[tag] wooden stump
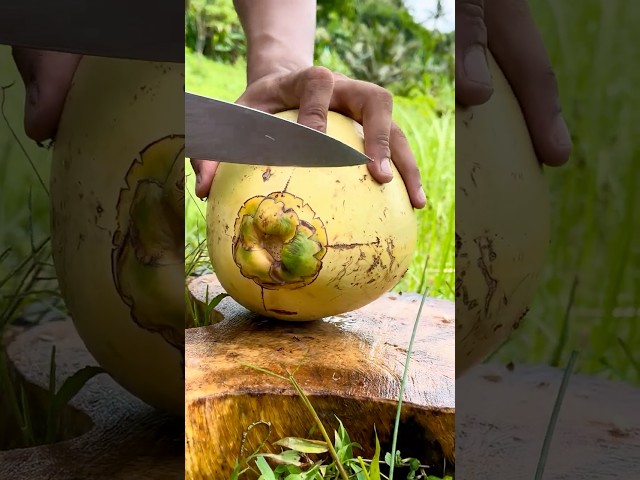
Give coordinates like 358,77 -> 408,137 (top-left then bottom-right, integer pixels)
0,319 -> 184,480
185,274 -> 456,480
457,362 -> 640,479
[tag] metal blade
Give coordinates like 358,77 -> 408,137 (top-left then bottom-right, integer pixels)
185,93 -> 371,168
0,1 -> 183,63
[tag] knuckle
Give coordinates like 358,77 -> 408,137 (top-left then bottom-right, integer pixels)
301,104 -> 329,127
515,62 -> 561,112
376,88 -> 394,107
374,132 -> 391,149
303,104 -> 329,119
457,1 -> 487,41
302,65 -> 335,85
457,0 -> 485,20
364,85 -> 393,112
392,123 -> 408,142
539,65 -> 560,91
537,66 -> 562,114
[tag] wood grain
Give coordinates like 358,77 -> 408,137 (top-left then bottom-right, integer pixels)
185,274 -> 456,479
457,362 -> 640,479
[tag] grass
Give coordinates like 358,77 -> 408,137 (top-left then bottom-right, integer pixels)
184,49 -> 455,300
492,0 -> 640,386
227,376 -> 450,480
0,49 -> 51,274
0,46 -> 104,450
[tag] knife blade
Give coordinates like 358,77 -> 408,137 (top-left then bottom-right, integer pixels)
185,93 -> 371,168
0,1 -> 183,63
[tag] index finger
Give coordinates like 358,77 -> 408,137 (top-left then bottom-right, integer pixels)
272,66 -> 335,132
331,79 -> 394,182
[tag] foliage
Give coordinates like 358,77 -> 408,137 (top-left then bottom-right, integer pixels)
183,0 -> 453,97
226,357 -> 451,479
185,0 -> 246,63
315,0 -> 453,97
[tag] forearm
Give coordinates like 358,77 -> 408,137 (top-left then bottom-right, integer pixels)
234,0 -> 316,84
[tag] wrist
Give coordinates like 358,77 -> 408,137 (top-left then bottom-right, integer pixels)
245,34 -> 314,85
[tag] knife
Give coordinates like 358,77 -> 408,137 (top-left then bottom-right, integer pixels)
0,1 -> 183,63
185,92 -> 371,168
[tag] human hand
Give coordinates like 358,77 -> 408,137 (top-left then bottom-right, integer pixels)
190,66 -> 427,209
456,0 -> 573,167
11,48 -> 82,143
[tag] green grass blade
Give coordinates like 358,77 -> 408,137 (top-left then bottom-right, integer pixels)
388,261 -> 429,480
534,350 -> 578,480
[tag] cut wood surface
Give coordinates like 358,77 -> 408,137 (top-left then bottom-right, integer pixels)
457,362 -> 640,479
185,274 -> 456,480
0,319 -> 184,480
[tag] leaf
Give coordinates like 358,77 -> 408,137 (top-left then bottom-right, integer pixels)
52,365 -> 106,411
283,473 -> 305,480
355,457 -> 370,480
300,462 -> 323,479
369,434 -> 382,480
259,450 -> 303,467
335,417 -> 350,450
408,457 -> 420,472
274,436 -> 329,454
46,364 -> 106,443
255,455 -> 277,480
228,459 -> 241,480
206,291 -> 228,309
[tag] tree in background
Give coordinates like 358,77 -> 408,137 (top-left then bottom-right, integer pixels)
185,0 -> 246,61
184,0 -> 453,99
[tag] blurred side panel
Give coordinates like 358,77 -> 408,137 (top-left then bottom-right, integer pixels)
456,0 -> 640,477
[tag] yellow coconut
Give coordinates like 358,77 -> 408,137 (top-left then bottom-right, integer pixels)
50,57 -> 184,415
456,52 -> 551,375
206,110 -> 417,321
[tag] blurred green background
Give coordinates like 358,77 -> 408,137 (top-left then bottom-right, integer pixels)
491,0 -> 640,387
184,0 -> 456,299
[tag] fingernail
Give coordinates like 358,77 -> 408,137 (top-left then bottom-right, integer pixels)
552,114 -> 572,150
380,158 -> 392,176
464,46 -> 492,87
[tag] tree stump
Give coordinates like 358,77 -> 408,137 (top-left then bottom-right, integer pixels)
185,274 -> 456,480
456,362 -> 640,478
0,319 -> 184,480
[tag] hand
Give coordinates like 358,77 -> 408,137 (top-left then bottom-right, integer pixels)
191,66 -> 427,209
11,48 -> 82,142
456,0 -> 573,167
